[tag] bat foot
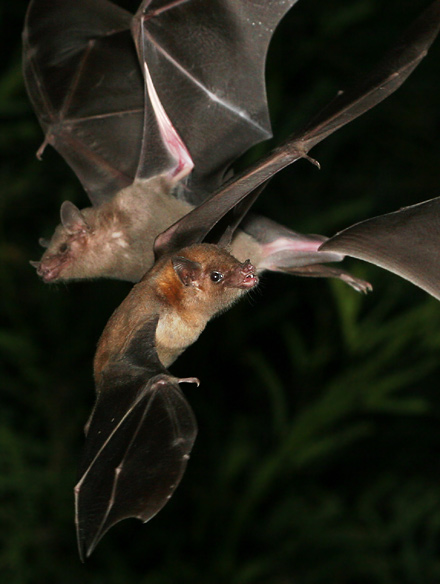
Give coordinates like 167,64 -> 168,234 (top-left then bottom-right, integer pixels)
339,273 -> 373,294
36,137 -> 49,160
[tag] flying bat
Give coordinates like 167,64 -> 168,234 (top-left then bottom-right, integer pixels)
23,0 -> 440,296
75,240 -> 258,560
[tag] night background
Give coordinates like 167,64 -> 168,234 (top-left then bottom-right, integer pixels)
2,0 -> 440,582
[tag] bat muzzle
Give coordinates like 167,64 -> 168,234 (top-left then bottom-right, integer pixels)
231,259 -> 259,290
30,256 -> 64,283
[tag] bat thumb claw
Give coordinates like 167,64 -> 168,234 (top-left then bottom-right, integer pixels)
304,154 -> 321,169
178,376 -> 200,387
36,137 -> 50,160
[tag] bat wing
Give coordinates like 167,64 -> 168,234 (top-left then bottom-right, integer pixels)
131,0 -> 298,199
23,0 -> 140,205
153,0 -> 440,257
75,319 -> 198,560
75,370 -> 198,561
23,0 -> 298,205
319,197 -> 440,301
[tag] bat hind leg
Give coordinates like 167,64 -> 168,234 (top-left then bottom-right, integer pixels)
242,216 -> 372,293
278,263 -> 372,293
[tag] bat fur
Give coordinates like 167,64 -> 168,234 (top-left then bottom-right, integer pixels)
94,243 -> 258,375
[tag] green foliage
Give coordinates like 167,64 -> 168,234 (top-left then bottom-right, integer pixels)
2,1 -> 440,582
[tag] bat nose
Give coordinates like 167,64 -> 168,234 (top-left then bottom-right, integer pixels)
242,259 -> 253,271
239,259 -> 258,288
241,259 -> 256,275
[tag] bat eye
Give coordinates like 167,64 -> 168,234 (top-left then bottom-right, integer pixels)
210,271 -> 223,283
59,243 -> 69,253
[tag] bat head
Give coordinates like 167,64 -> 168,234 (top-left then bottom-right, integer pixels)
167,243 -> 258,320
30,202 -> 91,282
30,201 -> 131,283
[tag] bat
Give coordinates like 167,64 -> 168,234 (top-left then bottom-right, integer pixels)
23,0 -> 440,297
75,242 -> 258,560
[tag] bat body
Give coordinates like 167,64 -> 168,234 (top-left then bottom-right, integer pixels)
94,243 -> 258,373
75,244 -> 258,559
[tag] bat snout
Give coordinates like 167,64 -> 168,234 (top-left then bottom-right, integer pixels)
32,256 -> 63,283
231,259 -> 259,290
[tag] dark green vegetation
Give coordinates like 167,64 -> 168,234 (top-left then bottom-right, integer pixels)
2,0 -> 440,582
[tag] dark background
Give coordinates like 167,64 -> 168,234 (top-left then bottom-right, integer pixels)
2,1 -> 440,582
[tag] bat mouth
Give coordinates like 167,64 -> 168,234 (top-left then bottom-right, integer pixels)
239,273 -> 259,289
232,259 -> 259,289
30,258 -> 64,283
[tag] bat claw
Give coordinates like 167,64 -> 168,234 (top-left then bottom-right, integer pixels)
178,377 -> 200,387
339,273 -> 373,294
303,154 -> 321,169
36,137 -> 49,160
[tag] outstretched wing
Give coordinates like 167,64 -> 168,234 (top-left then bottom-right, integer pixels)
153,0 -> 440,258
23,0 -> 298,205
319,197 -> 440,301
131,0 -> 298,198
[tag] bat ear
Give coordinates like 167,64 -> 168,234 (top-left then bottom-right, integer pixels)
38,237 -> 50,249
60,201 -> 89,235
172,256 -> 202,286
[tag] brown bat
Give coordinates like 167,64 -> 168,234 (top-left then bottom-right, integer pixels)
75,243 -> 258,560
23,0 -> 440,297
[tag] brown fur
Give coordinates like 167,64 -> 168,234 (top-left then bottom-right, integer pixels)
94,244 -> 258,383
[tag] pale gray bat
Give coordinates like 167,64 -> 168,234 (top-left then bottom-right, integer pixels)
23,0 -> 440,295
75,242 -> 258,560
